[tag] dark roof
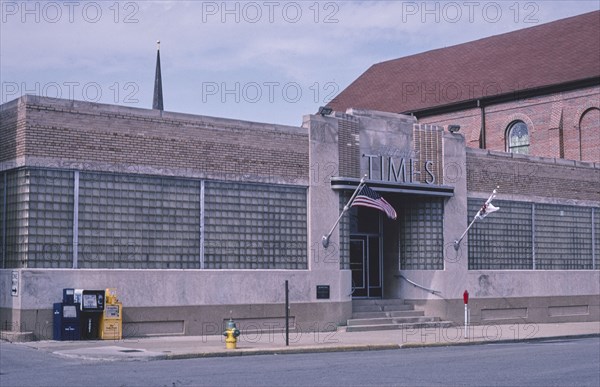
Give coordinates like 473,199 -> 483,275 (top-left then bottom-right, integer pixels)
328,11 -> 600,115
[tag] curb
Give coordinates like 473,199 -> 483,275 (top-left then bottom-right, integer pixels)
160,334 -> 598,360
165,344 -> 401,360
399,333 -> 600,349
163,334 -> 600,360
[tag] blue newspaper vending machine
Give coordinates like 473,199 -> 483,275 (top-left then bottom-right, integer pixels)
53,288 -> 81,341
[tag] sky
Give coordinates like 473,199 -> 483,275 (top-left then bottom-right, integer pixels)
1,1 -> 599,127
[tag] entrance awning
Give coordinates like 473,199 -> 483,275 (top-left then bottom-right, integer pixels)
331,176 -> 454,197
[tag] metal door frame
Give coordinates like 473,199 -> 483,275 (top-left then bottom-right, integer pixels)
350,230 -> 383,299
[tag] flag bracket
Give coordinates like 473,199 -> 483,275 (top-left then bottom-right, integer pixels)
454,186 -> 499,251
322,175 -> 367,248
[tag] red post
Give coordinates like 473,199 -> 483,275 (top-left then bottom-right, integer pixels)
463,290 -> 469,338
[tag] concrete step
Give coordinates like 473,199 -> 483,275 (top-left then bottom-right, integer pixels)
351,310 -> 425,319
394,316 -> 440,323
347,316 -> 440,327
352,304 -> 414,313
351,304 -> 384,313
347,318 -> 394,326
345,320 -> 454,333
388,310 -> 425,318
350,311 -> 389,319
352,299 -> 414,313
347,299 -> 449,333
352,298 -> 406,306
382,304 -> 414,312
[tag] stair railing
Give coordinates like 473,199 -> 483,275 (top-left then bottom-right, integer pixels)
395,274 -> 441,295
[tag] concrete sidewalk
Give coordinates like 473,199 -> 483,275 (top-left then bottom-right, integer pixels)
4,321 -> 599,362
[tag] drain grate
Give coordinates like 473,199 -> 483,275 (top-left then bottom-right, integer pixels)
119,349 -> 143,353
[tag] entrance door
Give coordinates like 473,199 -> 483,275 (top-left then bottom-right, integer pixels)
350,235 -> 382,298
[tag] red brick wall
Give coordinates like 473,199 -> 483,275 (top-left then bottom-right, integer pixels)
5,96 -> 308,182
467,148 -> 600,202
420,85 -> 600,163
418,107 -> 482,149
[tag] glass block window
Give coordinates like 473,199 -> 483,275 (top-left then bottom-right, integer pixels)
26,169 -> 74,268
468,200 -> 533,270
78,173 -> 200,269
3,169 -> 29,268
1,169 -> 73,268
399,198 -> 444,270
468,200 -> 597,270
4,170 -> 31,268
0,172 -> 4,267
595,208 -> 599,270
203,181 -> 307,269
506,121 -> 529,155
536,204 -> 594,270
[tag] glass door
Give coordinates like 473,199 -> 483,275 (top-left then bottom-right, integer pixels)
350,235 -> 382,298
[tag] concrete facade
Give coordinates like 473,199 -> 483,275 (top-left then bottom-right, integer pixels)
1,96 -> 599,339
306,108 -> 599,326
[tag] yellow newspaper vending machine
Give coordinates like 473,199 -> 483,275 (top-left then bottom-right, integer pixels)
99,288 -> 122,340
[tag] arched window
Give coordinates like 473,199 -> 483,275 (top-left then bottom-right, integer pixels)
579,108 -> 600,162
506,121 -> 529,155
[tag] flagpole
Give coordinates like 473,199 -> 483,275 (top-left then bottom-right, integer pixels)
454,217 -> 478,250
454,186 -> 499,251
322,175 -> 367,248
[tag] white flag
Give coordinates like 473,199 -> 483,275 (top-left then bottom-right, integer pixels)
476,202 -> 500,220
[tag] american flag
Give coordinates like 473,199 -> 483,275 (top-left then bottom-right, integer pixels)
351,185 -> 397,220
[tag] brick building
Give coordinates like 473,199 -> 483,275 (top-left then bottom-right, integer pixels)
1,95 -> 598,339
328,11 -> 600,163
1,12 -> 599,340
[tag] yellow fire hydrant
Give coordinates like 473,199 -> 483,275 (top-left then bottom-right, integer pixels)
223,318 -> 240,349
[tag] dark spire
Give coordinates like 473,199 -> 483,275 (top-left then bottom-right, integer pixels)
153,40 -> 164,110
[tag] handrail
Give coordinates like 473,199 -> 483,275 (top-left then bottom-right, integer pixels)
395,274 -> 441,295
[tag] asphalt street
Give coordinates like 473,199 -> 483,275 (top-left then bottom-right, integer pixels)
1,337 -> 599,387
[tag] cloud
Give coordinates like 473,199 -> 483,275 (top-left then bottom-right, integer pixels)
1,1 -> 599,125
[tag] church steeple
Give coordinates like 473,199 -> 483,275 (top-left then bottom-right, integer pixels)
153,40 -> 164,111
